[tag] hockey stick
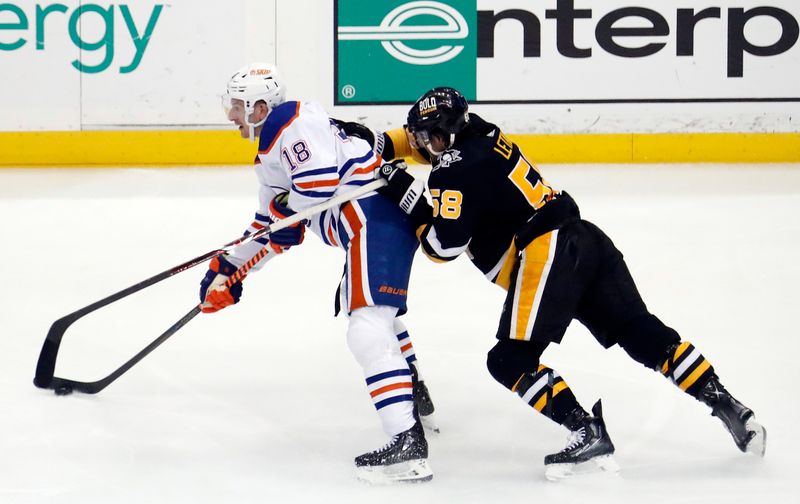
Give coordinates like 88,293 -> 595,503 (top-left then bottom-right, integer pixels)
34,178 -> 388,395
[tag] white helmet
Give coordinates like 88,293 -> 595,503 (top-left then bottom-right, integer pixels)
223,62 -> 286,142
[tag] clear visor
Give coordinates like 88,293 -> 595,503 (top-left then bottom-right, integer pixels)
409,128 -> 447,156
222,94 -> 246,120
410,129 -> 430,150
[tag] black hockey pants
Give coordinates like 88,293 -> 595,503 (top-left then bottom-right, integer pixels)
493,217 -> 681,378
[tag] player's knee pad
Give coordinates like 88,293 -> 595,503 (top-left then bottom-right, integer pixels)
659,341 -> 715,397
486,339 -> 548,390
614,313 -> 681,370
346,305 -> 401,370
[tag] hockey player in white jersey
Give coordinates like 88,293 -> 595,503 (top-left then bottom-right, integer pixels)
199,63 -> 434,483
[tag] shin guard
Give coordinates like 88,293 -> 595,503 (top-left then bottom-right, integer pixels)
513,365 -> 583,425
660,341 -> 715,398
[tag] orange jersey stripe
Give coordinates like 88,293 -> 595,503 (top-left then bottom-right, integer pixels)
400,343 -> 413,353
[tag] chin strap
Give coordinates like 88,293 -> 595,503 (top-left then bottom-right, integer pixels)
247,115 -> 268,143
246,104 -> 270,142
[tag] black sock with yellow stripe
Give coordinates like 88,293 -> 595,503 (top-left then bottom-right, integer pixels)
512,364 -> 586,425
660,341 -> 715,398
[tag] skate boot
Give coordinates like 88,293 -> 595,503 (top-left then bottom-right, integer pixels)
354,421 -> 433,484
544,400 -> 620,481
699,374 -> 766,457
410,364 -> 439,433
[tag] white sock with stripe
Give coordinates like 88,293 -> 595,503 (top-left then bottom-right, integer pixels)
394,318 -> 424,381
348,306 -> 416,436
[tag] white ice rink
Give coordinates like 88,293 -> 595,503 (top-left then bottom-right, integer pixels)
1,164 -> 798,503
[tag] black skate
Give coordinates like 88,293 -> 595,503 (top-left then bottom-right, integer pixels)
699,375 -> 766,457
544,400 -> 620,481
354,422 -> 433,484
410,364 -> 439,433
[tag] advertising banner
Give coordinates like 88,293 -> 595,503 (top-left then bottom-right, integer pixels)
334,0 -> 800,104
0,0 -> 275,130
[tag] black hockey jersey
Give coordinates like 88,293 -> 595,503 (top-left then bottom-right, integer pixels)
389,114 -> 558,284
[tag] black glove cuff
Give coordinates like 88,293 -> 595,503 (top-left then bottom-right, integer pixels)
377,170 -> 433,227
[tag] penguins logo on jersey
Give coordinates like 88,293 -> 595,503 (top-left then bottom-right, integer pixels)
434,149 -> 462,171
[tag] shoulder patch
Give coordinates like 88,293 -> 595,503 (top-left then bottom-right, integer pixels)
433,149 -> 462,171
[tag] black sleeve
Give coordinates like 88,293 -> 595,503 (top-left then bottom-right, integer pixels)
417,167 -> 476,263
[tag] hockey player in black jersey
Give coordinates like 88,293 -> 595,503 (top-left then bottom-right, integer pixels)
337,87 -> 766,480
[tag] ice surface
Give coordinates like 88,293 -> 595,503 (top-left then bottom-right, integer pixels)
1,164 -> 798,503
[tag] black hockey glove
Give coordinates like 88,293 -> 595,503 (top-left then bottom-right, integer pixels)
332,119 -> 387,156
375,160 -> 433,227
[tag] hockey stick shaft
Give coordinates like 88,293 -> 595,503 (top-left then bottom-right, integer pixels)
34,179 -> 387,392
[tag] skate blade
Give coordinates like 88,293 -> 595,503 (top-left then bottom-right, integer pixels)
745,418 -> 767,458
355,459 -> 433,485
420,413 -> 440,434
545,455 -> 621,482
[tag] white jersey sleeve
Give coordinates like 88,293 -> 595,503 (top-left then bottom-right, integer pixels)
225,100 -> 383,269
224,183 -> 282,271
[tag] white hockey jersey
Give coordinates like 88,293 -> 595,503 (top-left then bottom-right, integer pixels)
227,100 -> 381,269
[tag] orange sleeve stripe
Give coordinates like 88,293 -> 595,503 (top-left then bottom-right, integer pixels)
295,178 -> 339,189
351,159 -> 381,175
400,343 -> 413,353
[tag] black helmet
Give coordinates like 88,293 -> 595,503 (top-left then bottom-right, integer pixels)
407,87 -> 469,154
